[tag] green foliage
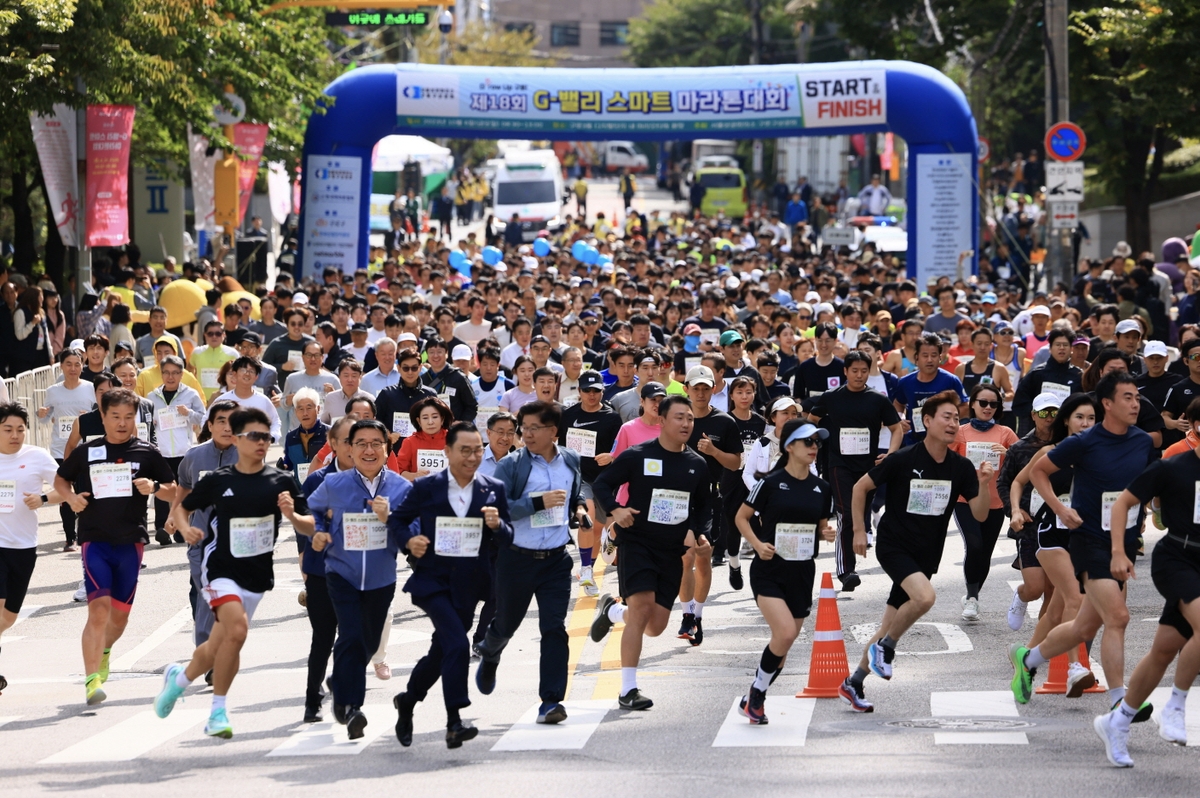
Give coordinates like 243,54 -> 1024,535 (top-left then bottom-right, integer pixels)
627,0 -> 798,68
417,21 -> 556,68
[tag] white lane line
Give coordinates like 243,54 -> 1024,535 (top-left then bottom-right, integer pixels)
111,606 -> 192,671
1150,687 -> 1200,746
266,705 -> 392,756
900,623 -> 973,656
1007,580 -> 1044,621
491,700 -> 615,751
2,604 -> 45,643
40,709 -> 208,763
931,691 -> 1028,745
712,695 -> 816,747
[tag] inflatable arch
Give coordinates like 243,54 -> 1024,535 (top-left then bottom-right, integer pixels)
299,61 -> 977,287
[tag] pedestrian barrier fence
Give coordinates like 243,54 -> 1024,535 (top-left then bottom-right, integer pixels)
9,365 -> 64,451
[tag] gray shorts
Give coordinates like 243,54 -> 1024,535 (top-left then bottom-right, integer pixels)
580,480 -> 608,525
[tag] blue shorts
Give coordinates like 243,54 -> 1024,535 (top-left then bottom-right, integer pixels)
82,541 -> 144,610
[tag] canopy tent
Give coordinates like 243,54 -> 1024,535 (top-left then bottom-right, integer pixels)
370,134 -> 454,199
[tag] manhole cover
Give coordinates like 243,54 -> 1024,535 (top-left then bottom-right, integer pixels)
885,717 -> 1036,731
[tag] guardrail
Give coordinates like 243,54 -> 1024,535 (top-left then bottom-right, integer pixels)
9,365 -> 64,451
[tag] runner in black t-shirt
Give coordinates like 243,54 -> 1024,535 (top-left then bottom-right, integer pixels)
791,322 -> 844,412
839,389 -> 992,712
55,388 -> 178,707
590,395 -> 711,711
681,365 -> 742,644
809,351 -> 902,592
723,376 -> 766,590
1090,450 -> 1200,765
734,419 -> 834,724
154,407 -> 314,740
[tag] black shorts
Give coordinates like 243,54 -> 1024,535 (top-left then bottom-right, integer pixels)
876,538 -> 941,609
1016,536 -> 1040,570
1036,518 -> 1069,552
0,547 -> 37,614
1151,537 -> 1200,639
1159,599 -> 1195,640
749,557 -> 815,619
617,538 -> 686,611
1069,532 -> 1136,592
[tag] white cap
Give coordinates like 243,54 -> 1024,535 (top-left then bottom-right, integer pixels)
517,244 -> 531,255
451,344 -> 473,361
522,256 -> 538,270
769,396 -> 798,416
493,261 -> 508,273
1116,319 -> 1142,335
68,338 -> 85,352
685,365 -> 716,387
1032,392 -> 1062,412
725,276 -> 740,290
814,302 -> 836,316
1029,305 -> 1051,316
805,291 -> 821,303
1144,341 -> 1168,358
292,292 -> 309,305
397,332 -> 418,343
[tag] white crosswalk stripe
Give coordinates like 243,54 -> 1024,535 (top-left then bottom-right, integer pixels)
931,691 -> 1028,744
39,709 -> 209,763
491,700 -> 615,751
712,696 -> 816,747
266,705 -> 393,756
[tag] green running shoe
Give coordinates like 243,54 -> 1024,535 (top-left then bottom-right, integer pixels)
1009,644 -> 1033,704
1112,698 -> 1153,724
154,664 -> 186,719
85,673 -> 107,706
204,707 -> 233,739
99,648 -> 111,684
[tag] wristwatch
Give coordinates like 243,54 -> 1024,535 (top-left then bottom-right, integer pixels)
152,480 -> 161,493
39,494 -> 48,504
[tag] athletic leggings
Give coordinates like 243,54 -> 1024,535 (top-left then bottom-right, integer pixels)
953,504 -> 1007,598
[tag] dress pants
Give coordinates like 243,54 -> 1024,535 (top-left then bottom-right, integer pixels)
406,592 -> 476,710
326,572 -> 395,709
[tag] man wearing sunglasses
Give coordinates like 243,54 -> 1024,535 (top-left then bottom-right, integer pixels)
157,408 -> 314,740
263,308 -> 316,378
375,349 -> 437,446
190,320 -> 239,404
1162,338 -> 1200,446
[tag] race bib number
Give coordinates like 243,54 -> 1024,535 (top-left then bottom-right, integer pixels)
417,449 -> 447,473
437,393 -> 452,407
287,350 -> 305,371
0,481 -> 16,514
1042,382 -> 1071,403
90,463 -> 132,499
911,409 -> 926,435
1101,490 -> 1135,532
136,423 -> 149,441
56,416 -> 76,439
157,407 -> 188,431
200,368 -> 220,390
840,428 -> 871,456
906,479 -> 952,516
649,488 -> 690,525
343,512 -> 388,551
392,414 -> 414,438
684,356 -> 701,374
297,463 -> 310,482
1056,495 -> 1072,529
530,493 -> 566,528
434,516 -> 483,557
566,428 -> 597,458
475,406 -> 500,430
229,516 -> 275,558
699,329 -> 720,347
1194,482 -> 1200,524
774,523 -> 816,561
965,441 -> 1001,469
741,440 -> 754,469
1030,488 -> 1045,517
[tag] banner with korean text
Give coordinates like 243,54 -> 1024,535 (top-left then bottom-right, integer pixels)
30,104 -> 81,248
85,104 -> 135,247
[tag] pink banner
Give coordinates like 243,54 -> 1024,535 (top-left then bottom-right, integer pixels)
30,104 -> 81,248
233,122 -> 269,225
293,165 -> 302,216
881,132 -> 894,170
85,104 -> 135,247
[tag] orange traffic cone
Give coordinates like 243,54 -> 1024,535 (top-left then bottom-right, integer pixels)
798,572 -> 850,698
1035,643 -> 1105,695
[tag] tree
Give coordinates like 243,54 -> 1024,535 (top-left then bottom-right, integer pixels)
627,0 -> 798,68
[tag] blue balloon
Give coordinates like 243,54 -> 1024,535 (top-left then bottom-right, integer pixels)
533,238 -> 551,257
448,249 -> 469,275
583,245 -> 599,265
482,246 -> 502,266
571,240 -> 588,261
597,254 -> 613,265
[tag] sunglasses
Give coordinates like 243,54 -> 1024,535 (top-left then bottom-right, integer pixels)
797,315 -> 812,321
400,365 -> 421,372
237,431 -> 273,443
798,436 -> 822,447
1188,354 -> 1200,363
975,399 -> 1001,409
206,331 -> 223,337
1034,408 -> 1058,419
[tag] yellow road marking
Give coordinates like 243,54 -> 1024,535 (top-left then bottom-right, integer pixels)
564,558 -> 608,699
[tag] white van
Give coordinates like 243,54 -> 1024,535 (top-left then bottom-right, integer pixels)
601,141 -> 649,173
493,150 -> 564,242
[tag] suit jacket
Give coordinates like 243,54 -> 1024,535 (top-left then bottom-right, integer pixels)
388,469 -> 512,609
493,445 -> 584,526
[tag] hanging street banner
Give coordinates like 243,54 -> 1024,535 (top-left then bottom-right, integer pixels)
30,104 -> 81,248
233,123 -> 270,226
188,125 -> 219,235
85,104 -> 136,247
301,154 -> 362,276
395,67 -> 886,135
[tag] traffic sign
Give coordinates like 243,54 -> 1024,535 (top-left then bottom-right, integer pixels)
1045,122 -> 1086,162
1049,201 -> 1079,229
977,137 -> 990,164
1045,162 -> 1084,202
822,226 -> 857,247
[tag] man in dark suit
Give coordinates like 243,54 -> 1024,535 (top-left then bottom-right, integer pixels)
388,421 -> 512,749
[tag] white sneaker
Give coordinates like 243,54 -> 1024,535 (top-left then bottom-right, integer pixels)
1066,662 -> 1096,698
871,506 -> 884,531
72,581 -> 87,603
1157,704 -> 1187,745
961,596 -> 979,622
1093,712 -> 1134,768
1007,590 -> 1028,631
599,527 -> 618,565
579,567 -> 599,597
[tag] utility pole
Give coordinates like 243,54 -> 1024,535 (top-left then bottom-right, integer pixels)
1043,0 -> 1070,290
749,0 -> 764,208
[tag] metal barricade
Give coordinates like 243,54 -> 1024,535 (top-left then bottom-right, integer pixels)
12,365 -> 63,452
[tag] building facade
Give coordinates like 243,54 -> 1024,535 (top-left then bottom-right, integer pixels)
491,0 -> 648,67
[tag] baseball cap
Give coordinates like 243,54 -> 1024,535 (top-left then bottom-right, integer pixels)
1072,336 -> 1091,347
685,365 -> 716,387
240,331 -> 263,346
1116,319 -> 1142,335
782,423 -> 830,447
351,322 -> 369,332
451,344 -> 473,361
397,332 -> 418,343
292,292 -> 309,305
639,381 -> 667,399
578,371 -> 604,391
719,330 -> 744,347
1144,341 -> 1168,358
981,291 -> 998,304
683,323 -> 702,336
1029,305 -> 1051,316
529,335 -> 551,347
769,397 -> 798,416
1032,392 -> 1062,412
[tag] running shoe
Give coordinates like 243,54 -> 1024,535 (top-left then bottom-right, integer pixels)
838,677 -> 874,713
740,687 -> 768,725
728,565 -> 744,590
72,582 -> 87,603
0,674 -> 7,693
1156,704 -> 1187,745
204,707 -> 233,739
868,641 -> 893,680
839,572 -> 861,592
599,526 -> 618,565
590,593 -> 618,642
536,702 -> 567,724
677,612 -> 697,641
711,553 -> 726,567
99,648 -> 111,683
579,566 -> 599,597
1065,662 -> 1096,698
85,673 -> 106,706
154,529 -> 172,546
618,688 -> 653,710
690,617 -> 704,647
1009,644 -> 1034,704
1112,698 -> 1153,724
1093,711 -> 1133,768
154,664 -> 186,718
961,596 -> 980,622
1007,589 -> 1028,631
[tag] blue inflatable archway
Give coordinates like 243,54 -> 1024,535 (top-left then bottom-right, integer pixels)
299,61 -> 977,287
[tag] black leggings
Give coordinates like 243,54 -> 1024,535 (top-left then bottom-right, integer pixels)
954,504 -> 1007,598
55,458 -> 76,545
